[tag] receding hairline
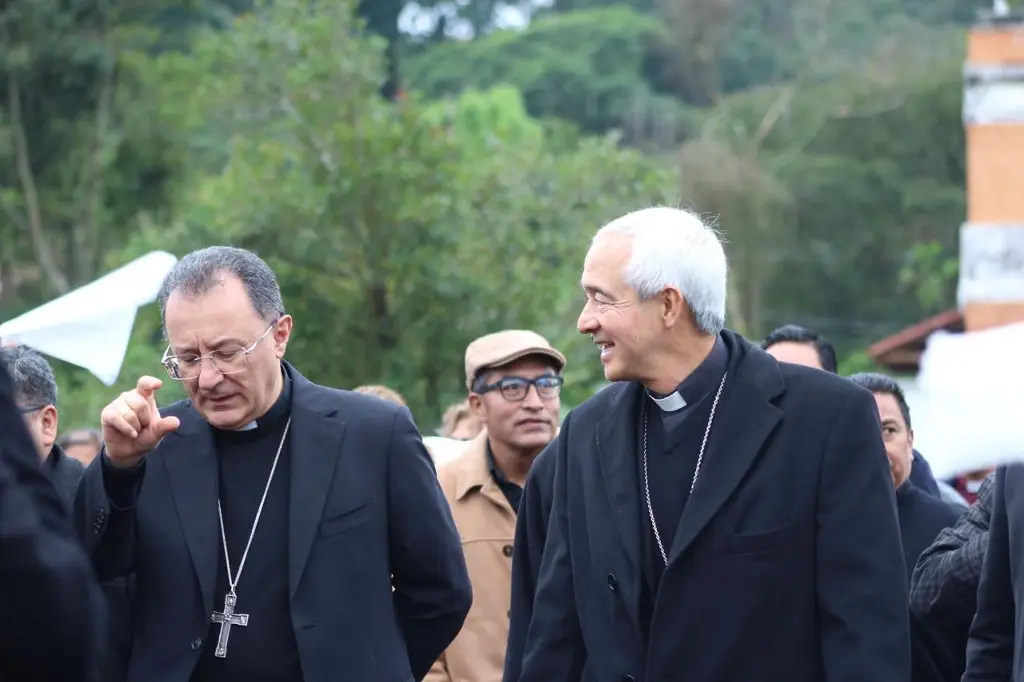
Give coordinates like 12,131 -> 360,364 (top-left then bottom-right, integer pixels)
162,271 -> 271,324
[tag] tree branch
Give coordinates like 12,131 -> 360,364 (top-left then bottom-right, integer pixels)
751,84 -> 795,150
76,39 -> 117,285
6,64 -> 69,293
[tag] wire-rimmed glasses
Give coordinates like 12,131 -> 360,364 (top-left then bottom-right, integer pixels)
161,321 -> 277,381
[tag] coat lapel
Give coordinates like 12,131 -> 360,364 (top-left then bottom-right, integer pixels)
595,382 -> 644,637
666,334 -> 785,567
287,367 -> 346,600
163,410 -> 220,616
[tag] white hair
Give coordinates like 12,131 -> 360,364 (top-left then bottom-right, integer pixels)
594,206 -> 727,335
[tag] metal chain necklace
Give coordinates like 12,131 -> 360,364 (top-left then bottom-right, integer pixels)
642,374 -> 727,566
210,416 -> 292,658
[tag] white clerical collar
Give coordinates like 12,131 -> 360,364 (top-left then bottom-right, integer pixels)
237,421 -> 258,431
648,391 -> 687,412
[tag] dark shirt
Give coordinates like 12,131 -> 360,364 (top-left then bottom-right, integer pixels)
486,442 -> 523,513
44,443 -> 85,507
637,338 -> 728,623
191,371 -> 304,682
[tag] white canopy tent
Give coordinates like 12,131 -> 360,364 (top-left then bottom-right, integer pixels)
911,321 -> 1024,479
0,251 -> 178,386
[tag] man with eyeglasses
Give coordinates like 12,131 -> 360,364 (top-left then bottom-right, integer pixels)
73,246 -> 472,682
427,330 -> 565,682
0,345 -> 84,504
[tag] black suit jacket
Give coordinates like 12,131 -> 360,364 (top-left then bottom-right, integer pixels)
962,464 -> 1024,681
0,358 -> 99,681
73,363 -> 472,682
509,331 -> 910,682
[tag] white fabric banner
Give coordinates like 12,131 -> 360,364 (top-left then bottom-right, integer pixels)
913,321 -> 1024,478
0,251 -> 178,386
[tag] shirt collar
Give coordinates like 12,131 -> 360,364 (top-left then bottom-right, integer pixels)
236,365 -> 291,431
486,440 -> 514,487
648,335 -> 728,413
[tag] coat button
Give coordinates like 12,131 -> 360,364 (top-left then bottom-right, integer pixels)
191,638 -> 203,651
623,676 -> 637,682
607,573 -> 618,591
502,544 -> 513,557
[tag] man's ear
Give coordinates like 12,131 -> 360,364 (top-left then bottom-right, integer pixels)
660,287 -> 687,328
40,404 -> 59,450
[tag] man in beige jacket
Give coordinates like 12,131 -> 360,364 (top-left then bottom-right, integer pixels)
428,330 -> 566,682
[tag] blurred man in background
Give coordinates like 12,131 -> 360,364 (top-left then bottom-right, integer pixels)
762,323 -> 943,499
1,345 -> 84,504
59,428 -> 103,466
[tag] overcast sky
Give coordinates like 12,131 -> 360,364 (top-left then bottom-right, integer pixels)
399,0 -> 554,40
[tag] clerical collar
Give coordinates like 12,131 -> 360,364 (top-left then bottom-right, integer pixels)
219,366 -> 292,434
647,336 -> 728,413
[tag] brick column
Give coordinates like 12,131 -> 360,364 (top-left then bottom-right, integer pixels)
959,11 -> 1024,330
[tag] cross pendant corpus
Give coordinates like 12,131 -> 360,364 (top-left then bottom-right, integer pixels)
211,592 -> 249,658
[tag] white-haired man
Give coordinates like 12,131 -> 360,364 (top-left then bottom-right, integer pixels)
506,207 -> 909,682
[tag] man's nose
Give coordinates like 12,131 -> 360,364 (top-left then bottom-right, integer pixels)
522,385 -> 545,408
197,363 -> 223,391
578,307 -> 597,334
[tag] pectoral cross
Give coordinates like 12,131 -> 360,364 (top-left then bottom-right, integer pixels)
211,592 -> 249,658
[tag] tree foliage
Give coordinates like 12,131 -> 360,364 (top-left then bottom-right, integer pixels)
403,7 -> 691,138
95,0 -> 676,427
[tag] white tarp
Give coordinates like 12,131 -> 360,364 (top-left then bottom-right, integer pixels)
423,436 -> 469,467
0,251 -> 178,386
913,321 -> 1024,478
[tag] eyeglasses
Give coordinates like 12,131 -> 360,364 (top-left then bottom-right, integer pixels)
161,321 -> 277,381
17,404 -> 45,414
474,375 -> 563,402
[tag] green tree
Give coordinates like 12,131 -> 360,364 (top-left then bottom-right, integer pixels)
402,7 -> 691,139
0,0 -> 191,311
120,0 -> 675,424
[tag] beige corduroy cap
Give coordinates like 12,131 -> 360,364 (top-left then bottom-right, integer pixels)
464,329 -> 566,390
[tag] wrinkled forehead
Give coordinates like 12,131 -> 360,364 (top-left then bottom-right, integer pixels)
164,279 -> 267,352
581,236 -> 632,291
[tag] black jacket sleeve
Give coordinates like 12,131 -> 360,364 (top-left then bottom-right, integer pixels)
387,406 -> 472,680
71,450 -> 144,581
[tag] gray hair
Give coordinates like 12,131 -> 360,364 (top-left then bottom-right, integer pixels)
594,206 -> 728,335
157,246 -> 286,328
0,345 -> 58,407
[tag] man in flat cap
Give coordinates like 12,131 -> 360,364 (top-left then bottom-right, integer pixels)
427,330 -> 566,682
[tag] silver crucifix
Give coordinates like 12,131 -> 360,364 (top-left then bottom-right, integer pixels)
211,592 -> 249,658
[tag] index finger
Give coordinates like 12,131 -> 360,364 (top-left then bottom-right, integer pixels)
136,375 -> 163,399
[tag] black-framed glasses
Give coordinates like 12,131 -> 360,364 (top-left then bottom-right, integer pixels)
161,321 -> 277,381
475,375 -> 563,402
17,404 -> 45,414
